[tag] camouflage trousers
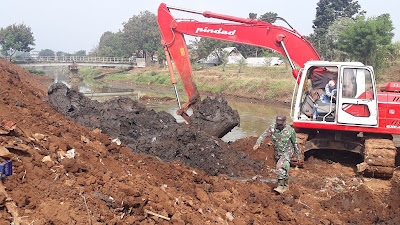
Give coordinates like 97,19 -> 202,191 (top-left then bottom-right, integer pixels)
275,156 -> 291,180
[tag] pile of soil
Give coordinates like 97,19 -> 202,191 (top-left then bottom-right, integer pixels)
0,57 -> 399,224
47,83 -> 260,177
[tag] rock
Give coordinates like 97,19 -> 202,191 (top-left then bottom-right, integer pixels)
80,135 -> 90,143
195,188 -> 209,203
33,133 -> 46,141
276,206 -> 295,221
0,146 -> 13,158
225,212 -> 234,221
41,155 -> 52,163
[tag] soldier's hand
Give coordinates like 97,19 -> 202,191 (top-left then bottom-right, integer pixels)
253,144 -> 259,150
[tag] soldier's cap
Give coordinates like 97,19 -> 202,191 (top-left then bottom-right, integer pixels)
276,114 -> 286,124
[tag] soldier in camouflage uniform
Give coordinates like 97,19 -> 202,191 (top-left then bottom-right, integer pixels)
253,114 -> 303,193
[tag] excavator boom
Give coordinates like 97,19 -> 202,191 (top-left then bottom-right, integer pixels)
157,3 -> 320,120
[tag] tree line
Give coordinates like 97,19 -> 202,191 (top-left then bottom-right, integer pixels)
0,0 -> 399,72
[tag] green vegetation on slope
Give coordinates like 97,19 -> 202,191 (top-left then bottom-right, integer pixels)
26,68 -> 46,76
104,64 -> 295,101
78,67 -> 103,78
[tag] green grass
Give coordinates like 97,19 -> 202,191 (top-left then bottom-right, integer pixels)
263,80 -> 290,100
79,67 -> 103,78
107,70 -> 172,86
26,68 -> 46,76
86,64 -> 295,101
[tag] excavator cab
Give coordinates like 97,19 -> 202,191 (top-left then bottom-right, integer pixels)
298,65 -> 338,122
294,61 -> 378,127
292,62 -> 399,178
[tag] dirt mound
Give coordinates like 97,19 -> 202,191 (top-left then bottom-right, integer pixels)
0,59 -> 48,100
47,83 -> 261,177
0,57 -> 399,224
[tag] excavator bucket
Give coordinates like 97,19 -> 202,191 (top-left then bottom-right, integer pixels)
189,96 -> 240,138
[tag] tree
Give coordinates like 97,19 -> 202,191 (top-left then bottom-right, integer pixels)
123,11 -> 160,63
324,17 -> 355,61
313,0 -> 364,32
56,51 -> 70,57
39,49 -> 55,57
336,14 -> 395,72
259,12 -> 278,24
238,57 -> 247,73
73,50 -> 86,56
215,49 -> 229,71
191,38 -> 229,60
310,0 -> 365,59
92,31 -> 134,57
0,24 -> 35,60
248,13 -> 257,19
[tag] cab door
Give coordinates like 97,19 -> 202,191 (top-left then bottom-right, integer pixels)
337,67 -> 378,126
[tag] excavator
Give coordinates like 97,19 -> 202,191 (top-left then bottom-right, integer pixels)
157,3 -> 400,178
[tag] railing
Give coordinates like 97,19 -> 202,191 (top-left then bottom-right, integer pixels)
10,56 -> 136,64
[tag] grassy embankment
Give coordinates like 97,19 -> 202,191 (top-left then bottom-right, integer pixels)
96,64 -> 296,102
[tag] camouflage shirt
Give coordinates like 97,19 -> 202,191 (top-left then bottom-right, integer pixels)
256,123 -> 302,159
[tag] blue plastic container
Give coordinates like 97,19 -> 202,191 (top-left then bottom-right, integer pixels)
0,160 -> 12,178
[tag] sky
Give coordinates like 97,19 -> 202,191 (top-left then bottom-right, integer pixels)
1,0 -> 399,54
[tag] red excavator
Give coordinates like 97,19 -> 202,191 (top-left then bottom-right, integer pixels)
157,3 -> 399,177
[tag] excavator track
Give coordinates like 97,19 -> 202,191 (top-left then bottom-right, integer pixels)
296,132 -> 309,151
290,132 -> 309,167
357,135 -> 397,178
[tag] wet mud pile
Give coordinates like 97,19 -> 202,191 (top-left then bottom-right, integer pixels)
0,57 -> 400,224
48,83 -> 261,177
190,96 -> 240,138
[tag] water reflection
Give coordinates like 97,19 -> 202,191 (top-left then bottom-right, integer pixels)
226,101 -> 291,141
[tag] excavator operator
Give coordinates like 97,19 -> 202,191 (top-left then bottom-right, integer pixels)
321,80 -> 337,103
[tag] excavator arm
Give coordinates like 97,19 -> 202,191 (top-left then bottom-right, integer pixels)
157,3 -> 320,122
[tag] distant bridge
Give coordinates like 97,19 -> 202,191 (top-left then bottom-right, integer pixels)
12,56 -> 137,68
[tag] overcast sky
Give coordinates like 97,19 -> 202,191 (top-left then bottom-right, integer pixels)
1,0 -> 399,54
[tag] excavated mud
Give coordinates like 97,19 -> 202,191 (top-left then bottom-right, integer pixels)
190,95 -> 240,138
0,57 -> 400,224
48,83 -> 261,177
